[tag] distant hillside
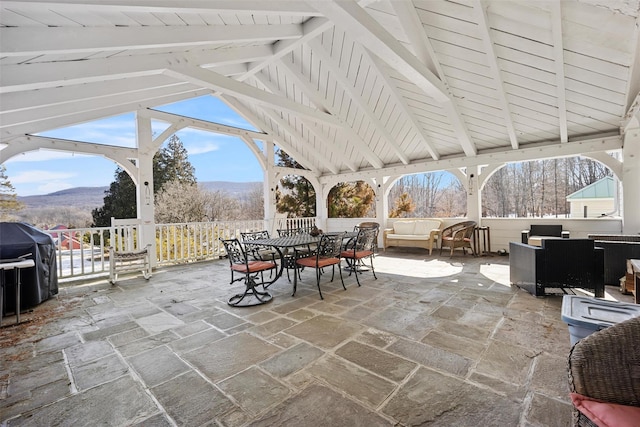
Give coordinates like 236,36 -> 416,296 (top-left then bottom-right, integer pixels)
18,186 -> 109,209
17,181 -> 262,210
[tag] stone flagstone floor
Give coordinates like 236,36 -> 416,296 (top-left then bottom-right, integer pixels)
0,249 -> 631,426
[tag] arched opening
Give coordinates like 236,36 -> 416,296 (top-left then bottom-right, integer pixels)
387,172 -> 465,218
327,181 -> 376,218
482,156 -> 616,218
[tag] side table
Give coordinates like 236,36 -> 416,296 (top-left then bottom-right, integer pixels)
1,259 -> 35,326
473,226 -> 491,256
630,259 -> 640,304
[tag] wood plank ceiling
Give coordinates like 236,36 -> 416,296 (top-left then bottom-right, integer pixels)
1,0 -> 639,179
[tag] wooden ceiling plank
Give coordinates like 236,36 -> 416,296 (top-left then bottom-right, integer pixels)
307,38 -> 409,165
252,72 -> 351,172
164,64 -> 342,128
278,55 -> 384,169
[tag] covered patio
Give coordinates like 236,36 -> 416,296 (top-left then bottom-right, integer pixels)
2,250 -> 633,426
2,2 -> 640,426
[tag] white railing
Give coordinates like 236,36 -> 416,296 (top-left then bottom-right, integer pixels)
44,218 -> 316,282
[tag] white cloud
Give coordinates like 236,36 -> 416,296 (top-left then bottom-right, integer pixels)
34,181 -> 75,195
11,170 -> 76,184
188,142 -> 220,155
5,150 -> 95,163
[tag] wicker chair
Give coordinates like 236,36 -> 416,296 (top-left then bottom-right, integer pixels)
568,315 -> 640,426
440,221 -> 477,256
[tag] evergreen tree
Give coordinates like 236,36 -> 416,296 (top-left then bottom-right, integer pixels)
275,149 -> 315,217
328,181 -> 375,218
0,165 -> 24,221
92,135 -> 196,226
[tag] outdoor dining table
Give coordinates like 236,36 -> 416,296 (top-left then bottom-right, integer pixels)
249,231 -> 358,296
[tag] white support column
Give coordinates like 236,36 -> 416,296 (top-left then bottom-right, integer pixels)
466,165 -> 481,224
263,141 -> 279,235
376,175 -> 393,248
622,125 -> 640,234
317,183 -> 329,232
135,114 -> 157,266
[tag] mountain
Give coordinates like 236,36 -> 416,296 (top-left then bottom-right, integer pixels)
17,181 -> 262,210
18,186 -> 110,209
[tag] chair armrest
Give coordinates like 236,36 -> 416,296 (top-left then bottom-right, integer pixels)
562,231 -> 570,238
429,229 -> 441,239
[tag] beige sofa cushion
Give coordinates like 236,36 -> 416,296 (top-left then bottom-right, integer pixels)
414,219 -> 441,235
393,220 -> 415,234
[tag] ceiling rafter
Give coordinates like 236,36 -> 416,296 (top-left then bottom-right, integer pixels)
240,17 -> 334,81
0,135 -> 138,165
306,38 -> 410,165
471,0 -> 519,149
1,88 -> 212,142
220,94 -> 318,173
164,64 -> 344,128
306,0 -> 450,103
388,0 -> 477,157
549,1 -> 569,143
362,50 -> 440,160
253,72 -> 355,172
1,75 -> 186,113
278,56 -> 384,169
319,135 -> 622,184
0,46 -> 270,93
0,1 -> 322,16
1,25 -> 302,57
141,109 -> 269,141
1,84 -> 200,132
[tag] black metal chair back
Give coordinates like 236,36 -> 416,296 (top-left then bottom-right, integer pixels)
240,230 -> 276,261
341,228 -> 378,287
295,232 -> 345,299
219,238 -> 275,307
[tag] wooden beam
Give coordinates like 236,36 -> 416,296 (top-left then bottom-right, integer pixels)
278,56 -> 384,169
141,109 -> 269,141
1,25 -> 302,56
0,46 -> 270,93
306,38 -> 410,165
307,0 -> 450,103
549,1 -> 568,143
364,51 -> 440,160
164,65 -> 343,128
0,1 -> 322,16
472,0 -> 519,149
0,89 -> 211,141
318,136 -> 622,184
220,95 -> 318,172
252,73 -> 354,172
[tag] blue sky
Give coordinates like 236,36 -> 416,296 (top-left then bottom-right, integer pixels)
4,96 -> 265,196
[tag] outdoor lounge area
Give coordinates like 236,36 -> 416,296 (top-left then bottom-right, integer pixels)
0,249 -> 634,426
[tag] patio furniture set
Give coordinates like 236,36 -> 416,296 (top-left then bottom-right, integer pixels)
382,218 -> 477,257
219,223 -> 379,307
508,225 -> 640,426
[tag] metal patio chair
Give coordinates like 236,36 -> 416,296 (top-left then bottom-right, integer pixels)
294,232 -> 346,299
340,227 -> 378,287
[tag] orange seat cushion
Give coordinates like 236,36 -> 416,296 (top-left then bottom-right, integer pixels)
231,261 -> 276,273
340,250 -> 373,259
296,257 -> 340,268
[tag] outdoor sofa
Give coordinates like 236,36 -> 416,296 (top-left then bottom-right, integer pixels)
383,218 -> 443,255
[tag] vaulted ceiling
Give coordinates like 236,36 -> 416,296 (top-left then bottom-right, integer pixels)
1,0 -> 639,180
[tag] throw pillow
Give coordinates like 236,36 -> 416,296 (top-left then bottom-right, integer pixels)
570,392 -> 640,427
